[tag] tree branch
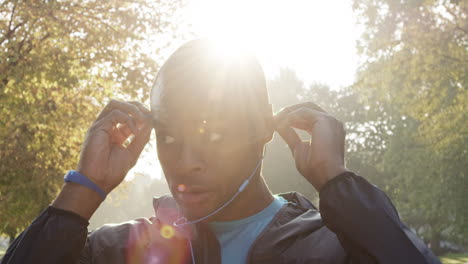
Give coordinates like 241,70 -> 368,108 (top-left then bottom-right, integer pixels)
0,0 -> 26,47
7,0 -> 17,32
455,25 -> 468,34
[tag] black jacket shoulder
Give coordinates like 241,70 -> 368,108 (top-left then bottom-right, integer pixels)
248,192 -> 347,263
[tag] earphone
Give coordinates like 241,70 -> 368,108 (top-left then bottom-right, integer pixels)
172,153 -> 265,264
172,155 -> 264,227
149,56 -> 275,262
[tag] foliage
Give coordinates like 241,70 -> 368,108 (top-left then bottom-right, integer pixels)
0,0 -> 181,242
440,253 -> 468,264
352,0 -> 467,251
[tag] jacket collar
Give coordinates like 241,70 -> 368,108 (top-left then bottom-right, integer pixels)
151,192 -> 318,222
151,192 -> 322,240
152,192 -> 324,263
242,192 -> 324,262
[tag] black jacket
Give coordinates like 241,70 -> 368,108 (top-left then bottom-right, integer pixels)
2,172 -> 441,263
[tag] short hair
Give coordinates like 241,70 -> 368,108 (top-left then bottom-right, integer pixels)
151,39 -> 271,125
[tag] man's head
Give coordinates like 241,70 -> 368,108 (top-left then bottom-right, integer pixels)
151,39 -> 273,220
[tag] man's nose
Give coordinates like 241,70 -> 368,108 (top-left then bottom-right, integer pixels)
177,143 -> 206,175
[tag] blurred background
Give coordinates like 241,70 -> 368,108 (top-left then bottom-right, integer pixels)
0,0 -> 466,262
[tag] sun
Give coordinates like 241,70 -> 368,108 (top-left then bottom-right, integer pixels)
183,0 -> 360,89
187,0 -> 276,51
135,0 -> 360,180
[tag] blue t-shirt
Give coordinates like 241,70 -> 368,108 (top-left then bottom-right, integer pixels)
209,195 -> 287,264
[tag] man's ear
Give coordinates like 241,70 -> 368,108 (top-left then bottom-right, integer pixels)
261,104 -> 275,144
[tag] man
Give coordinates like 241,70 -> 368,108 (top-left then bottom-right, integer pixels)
2,39 -> 440,264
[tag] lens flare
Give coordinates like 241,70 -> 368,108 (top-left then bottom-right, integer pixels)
177,184 -> 186,192
160,224 -> 175,239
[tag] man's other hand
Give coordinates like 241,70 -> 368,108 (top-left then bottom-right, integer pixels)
274,102 -> 348,192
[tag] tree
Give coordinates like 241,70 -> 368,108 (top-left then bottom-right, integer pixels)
0,0 -> 182,243
352,0 -> 467,252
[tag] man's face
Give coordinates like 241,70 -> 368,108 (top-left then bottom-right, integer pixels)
154,96 -> 266,221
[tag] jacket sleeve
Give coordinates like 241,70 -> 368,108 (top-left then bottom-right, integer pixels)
1,206 -> 89,264
319,171 -> 441,264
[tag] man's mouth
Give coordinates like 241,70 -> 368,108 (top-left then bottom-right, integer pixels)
175,184 -> 212,205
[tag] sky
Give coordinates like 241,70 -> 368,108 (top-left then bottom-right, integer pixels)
128,0 -> 363,180
182,0 -> 363,89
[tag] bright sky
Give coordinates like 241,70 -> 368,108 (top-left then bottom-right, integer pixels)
128,0 -> 362,180
183,0 -> 362,89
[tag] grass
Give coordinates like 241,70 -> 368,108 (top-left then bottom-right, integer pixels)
440,253 -> 468,264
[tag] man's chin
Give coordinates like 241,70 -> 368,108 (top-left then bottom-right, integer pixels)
178,202 -> 225,222
181,208 -> 210,221
175,195 -> 226,222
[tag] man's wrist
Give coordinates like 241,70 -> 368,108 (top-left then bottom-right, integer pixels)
64,170 -> 107,199
309,162 -> 348,192
318,170 -> 354,194
52,182 -> 103,220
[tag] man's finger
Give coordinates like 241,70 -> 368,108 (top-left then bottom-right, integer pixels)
292,101 -> 328,113
275,118 -> 301,154
284,107 -> 326,124
96,109 -> 139,136
275,106 -> 312,123
127,101 -> 152,129
128,101 -> 150,114
127,123 -> 152,166
275,102 -> 328,119
274,106 -> 332,152
112,124 -> 134,145
96,99 -> 146,123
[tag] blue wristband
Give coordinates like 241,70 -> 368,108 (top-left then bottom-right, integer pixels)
64,170 -> 107,200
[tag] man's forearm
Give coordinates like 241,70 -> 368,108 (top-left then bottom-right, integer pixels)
1,206 -> 89,264
319,171 -> 441,264
52,182 -> 103,220
1,184 -> 100,264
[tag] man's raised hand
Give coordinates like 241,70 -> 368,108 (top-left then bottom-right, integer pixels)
76,99 -> 152,194
53,100 -> 152,219
274,102 -> 348,192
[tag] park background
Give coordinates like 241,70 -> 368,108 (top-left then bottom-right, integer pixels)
0,0 -> 466,262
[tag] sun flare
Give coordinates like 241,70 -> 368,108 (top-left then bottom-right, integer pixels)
132,0 -> 360,180
184,0 -> 360,89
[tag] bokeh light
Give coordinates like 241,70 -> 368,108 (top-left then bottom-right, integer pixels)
160,224 -> 175,239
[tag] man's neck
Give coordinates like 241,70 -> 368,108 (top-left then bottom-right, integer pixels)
211,175 -> 274,222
